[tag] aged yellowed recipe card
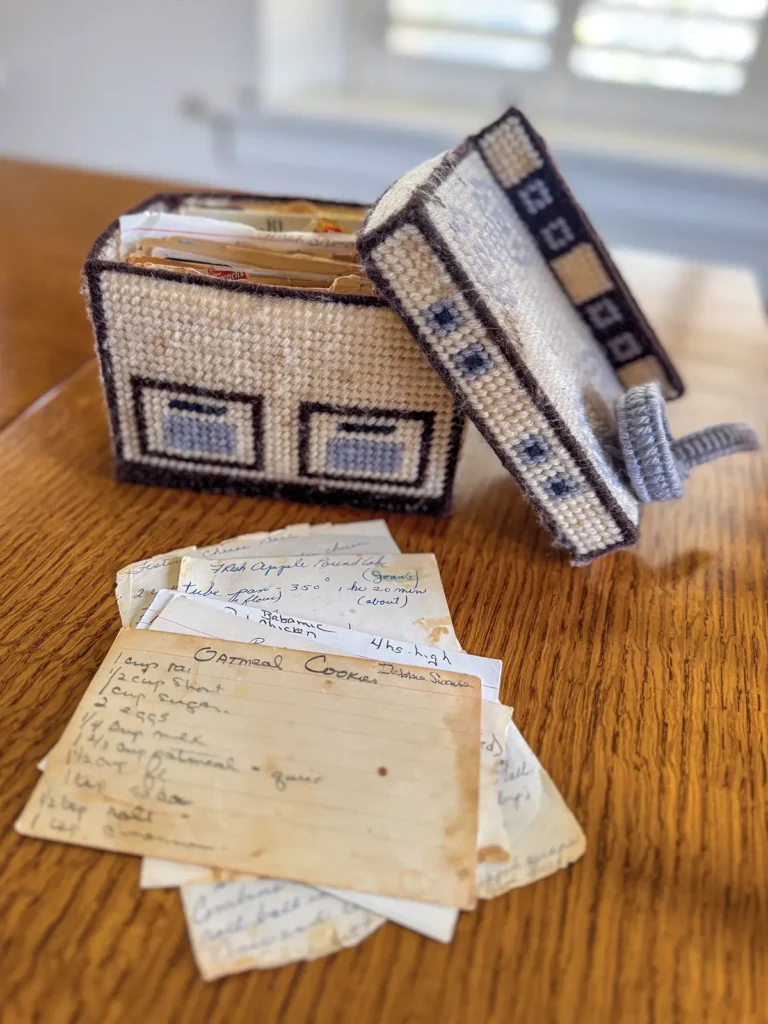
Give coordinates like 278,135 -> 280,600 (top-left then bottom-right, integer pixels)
17,629 -> 480,907
177,552 -> 460,649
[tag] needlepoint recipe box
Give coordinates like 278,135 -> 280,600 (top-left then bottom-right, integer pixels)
82,107 -> 684,562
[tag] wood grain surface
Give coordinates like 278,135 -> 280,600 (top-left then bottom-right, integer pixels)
0,160 -> 174,430
0,161 -> 767,1024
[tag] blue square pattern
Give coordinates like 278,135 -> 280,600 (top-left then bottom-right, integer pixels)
163,415 -> 237,456
518,177 -> 554,216
326,437 -> 404,476
516,433 -> 550,466
454,343 -> 494,381
540,216 -> 575,254
583,297 -> 623,331
423,299 -> 462,337
606,332 -> 645,365
545,474 -> 581,501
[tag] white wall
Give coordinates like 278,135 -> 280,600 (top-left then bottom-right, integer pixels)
0,0 -> 253,184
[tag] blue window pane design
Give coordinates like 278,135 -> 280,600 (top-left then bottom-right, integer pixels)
606,332 -> 644,365
583,297 -> 622,331
326,437 -> 404,476
516,433 -> 550,466
163,415 -> 237,456
518,178 -> 553,215
540,216 -> 575,253
545,474 -> 581,500
423,298 -> 462,336
454,343 -> 494,380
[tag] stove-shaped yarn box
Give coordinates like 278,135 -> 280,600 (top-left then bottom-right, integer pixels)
83,193 -> 464,516
84,107 -> 713,562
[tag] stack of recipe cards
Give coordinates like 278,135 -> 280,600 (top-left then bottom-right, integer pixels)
16,519 -> 585,980
118,204 -> 376,295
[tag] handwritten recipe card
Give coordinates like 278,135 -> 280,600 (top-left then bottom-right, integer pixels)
181,879 -> 384,978
118,520 -> 400,628
136,592 -> 503,946
138,592 -> 502,703
17,629 -> 481,907
177,553 -> 460,650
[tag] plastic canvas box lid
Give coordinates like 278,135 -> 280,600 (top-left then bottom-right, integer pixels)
357,106 -> 685,563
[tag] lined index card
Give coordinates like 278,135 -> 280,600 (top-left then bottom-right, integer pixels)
17,629 -> 481,907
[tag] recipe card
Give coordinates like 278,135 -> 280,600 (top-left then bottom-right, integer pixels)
137,590 -> 501,943
138,591 -> 500,702
115,546 -> 196,627
17,629 -> 481,907
181,879 -> 383,980
118,521 -> 400,628
197,519 -> 396,559
476,719 -> 586,897
177,553 -> 460,650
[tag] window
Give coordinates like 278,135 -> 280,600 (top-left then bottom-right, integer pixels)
346,0 -> 768,146
570,0 -> 765,94
386,0 -> 560,71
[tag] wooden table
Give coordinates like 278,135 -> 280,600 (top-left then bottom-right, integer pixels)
0,160 -> 173,430
1,161 -> 766,1024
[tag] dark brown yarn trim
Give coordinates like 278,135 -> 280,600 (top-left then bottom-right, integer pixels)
358,141 -> 471,256
115,459 -> 457,516
83,262 -> 126,463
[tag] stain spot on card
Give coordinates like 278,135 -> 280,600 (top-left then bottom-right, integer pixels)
377,766 -> 388,776
204,952 -> 262,980
307,919 -> 338,951
413,616 -> 455,647
440,699 -> 482,903
478,844 -> 510,864
209,867 -> 241,883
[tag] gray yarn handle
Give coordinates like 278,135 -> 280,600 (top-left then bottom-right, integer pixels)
615,382 -> 760,504
672,423 -> 760,475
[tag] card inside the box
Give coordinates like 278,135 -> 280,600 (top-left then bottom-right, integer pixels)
116,198 -> 376,296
